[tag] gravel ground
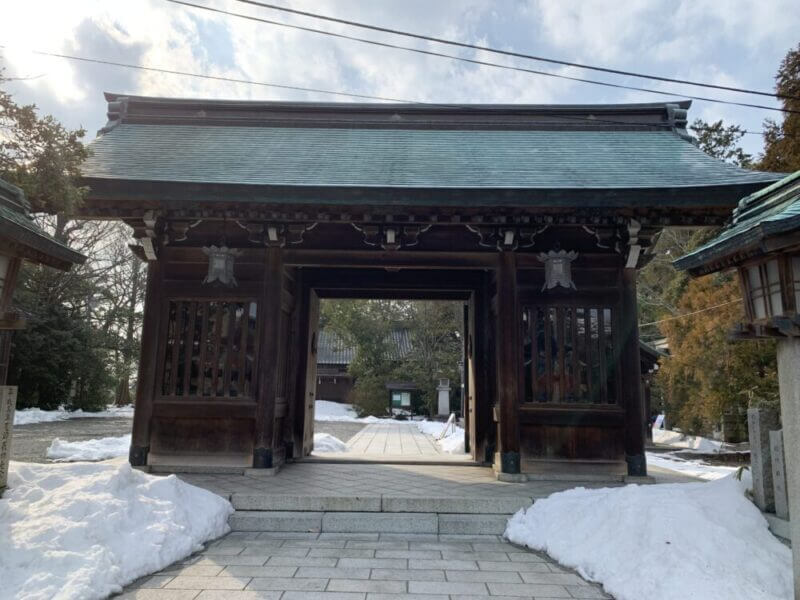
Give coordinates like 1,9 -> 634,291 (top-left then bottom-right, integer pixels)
11,418 -> 366,463
10,417 -> 134,463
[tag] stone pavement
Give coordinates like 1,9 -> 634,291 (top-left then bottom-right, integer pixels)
178,462 -> 623,504
312,422 -> 472,463
118,532 -> 612,599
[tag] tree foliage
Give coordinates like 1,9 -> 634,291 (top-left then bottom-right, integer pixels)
643,44 -> 800,434
760,42 -> 800,172
320,299 -> 462,417
1,68 -> 145,410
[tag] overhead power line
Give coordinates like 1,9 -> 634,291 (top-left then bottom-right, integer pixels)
639,298 -> 742,327
230,0 -> 796,103
3,45 -> 793,139
163,0 -> 800,115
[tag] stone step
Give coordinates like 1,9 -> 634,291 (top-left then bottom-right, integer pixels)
230,493 -> 532,514
229,510 -> 511,535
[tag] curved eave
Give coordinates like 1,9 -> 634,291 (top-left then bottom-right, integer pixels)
79,176 -> 783,218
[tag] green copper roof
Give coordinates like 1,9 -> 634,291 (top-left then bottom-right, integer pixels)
82,124 -> 780,191
0,178 -> 86,270
674,171 -> 800,273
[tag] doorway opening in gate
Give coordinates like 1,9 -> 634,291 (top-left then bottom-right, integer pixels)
309,297 -> 470,462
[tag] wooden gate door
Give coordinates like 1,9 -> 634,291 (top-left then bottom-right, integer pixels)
302,290 -> 320,456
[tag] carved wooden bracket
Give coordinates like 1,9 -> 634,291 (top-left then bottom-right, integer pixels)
236,221 -> 317,247
131,210 -> 164,261
351,223 -> 429,250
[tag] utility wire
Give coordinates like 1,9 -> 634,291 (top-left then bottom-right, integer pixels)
639,298 -> 742,327
164,0 -> 798,115
3,46 -> 792,139
230,0 -> 796,103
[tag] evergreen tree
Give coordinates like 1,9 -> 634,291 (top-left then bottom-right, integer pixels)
760,43 -> 800,172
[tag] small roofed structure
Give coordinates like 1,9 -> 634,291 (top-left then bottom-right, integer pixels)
0,177 -> 85,495
0,178 -> 86,382
675,170 -> 800,593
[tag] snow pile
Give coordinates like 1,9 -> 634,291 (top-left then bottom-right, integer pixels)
505,475 -> 792,600
415,418 -> 466,454
46,434 -> 131,462
14,405 -> 134,426
0,461 -> 232,600
653,427 -> 722,453
646,452 -> 737,481
314,400 -> 380,422
312,432 -> 349,453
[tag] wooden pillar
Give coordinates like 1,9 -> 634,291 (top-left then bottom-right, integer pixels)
253,247 -> 283,468
495,252 -> 521,473
129,259 -> 162,466
621,268 -> 647,476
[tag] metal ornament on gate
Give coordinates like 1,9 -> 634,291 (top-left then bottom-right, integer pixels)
537,249 -> 578,291
202,245 -> 241,287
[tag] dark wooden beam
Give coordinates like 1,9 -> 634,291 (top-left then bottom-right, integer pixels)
253,247 -> 283,468
129,260 -> 163,466
621,268 -> 647,476
284,249 -> 498,270
494,252 -> 521,473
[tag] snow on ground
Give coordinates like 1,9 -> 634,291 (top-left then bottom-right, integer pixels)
505,473 -> 792,600
314,400 -> 380,422
652,427 -> 723,453
312,432 -> 349,453
13,405 -> 134,426
46,434 -> 131,462
646,451 -> 738,481
0,461 -> 232,600
415,419 -> 467,454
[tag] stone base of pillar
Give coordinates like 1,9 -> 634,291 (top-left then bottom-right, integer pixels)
252,447 -> 273,469
625,453 -> 647,477
128,445 -> 149,467
496,451 -> 520,474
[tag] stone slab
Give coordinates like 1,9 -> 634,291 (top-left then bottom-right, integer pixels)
748,406 -> 779,512
770,429 -> 790,520
0,386 -> 17,495
764,512 -> 791,542
229,511 -> 322,532
322,512 -> 438,533
437,513 -> 509,535
233,494 -> 382,512
381,496 -> 530,515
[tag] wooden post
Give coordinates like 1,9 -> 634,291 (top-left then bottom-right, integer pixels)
495,252 -> 521,474
621,268 -> 647,476
129,259 -> 162,466
253,247 -> 283,468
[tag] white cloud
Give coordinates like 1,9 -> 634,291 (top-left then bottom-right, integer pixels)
0,0 -> 796,158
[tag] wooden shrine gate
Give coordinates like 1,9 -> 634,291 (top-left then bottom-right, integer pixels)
77,95 -> 783,478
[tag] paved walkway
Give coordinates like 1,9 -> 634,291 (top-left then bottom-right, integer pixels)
179,462 -> 622,502
118,532 -> 612,599
312,422 -> 472,463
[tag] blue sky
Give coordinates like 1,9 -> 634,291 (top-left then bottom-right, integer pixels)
1,0 -> 798,156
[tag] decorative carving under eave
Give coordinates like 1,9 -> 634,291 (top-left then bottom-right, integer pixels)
537,250 -> 579,291
235,221 -> 317,246
351,223 -> 429,250
465,224 -> 549,251
132,209 -> 164,261
625,219 -> 642,269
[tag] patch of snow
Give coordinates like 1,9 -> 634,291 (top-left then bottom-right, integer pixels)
505,475 -> 791,600
314,400 -> 380,423
0,461 -> 232,600
646,452 -> 739,481
312,432 -> 349,453
653,427 -> 722,453
415,418 -> 467,454
46,434 -> 131,462
13,405 -> 134,426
